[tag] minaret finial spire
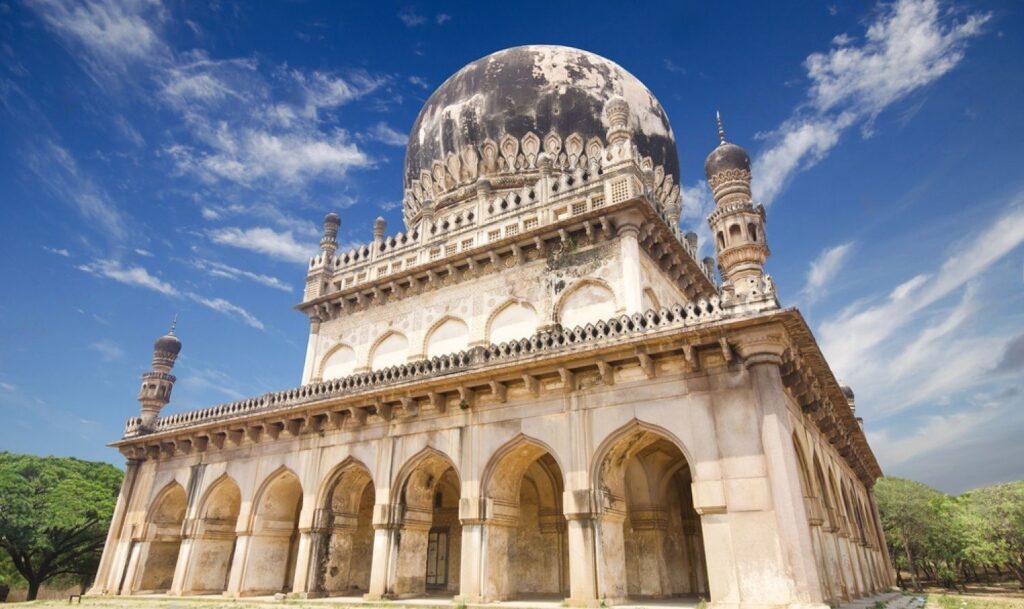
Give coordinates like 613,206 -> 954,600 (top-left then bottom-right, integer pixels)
169,312 -> 178,336
716,111 -> 727,145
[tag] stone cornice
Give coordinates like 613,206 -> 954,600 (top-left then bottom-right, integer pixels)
113,306 -> 881,486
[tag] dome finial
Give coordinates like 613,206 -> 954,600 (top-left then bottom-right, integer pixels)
168,312 -> 178,336
716,111 -> 727,145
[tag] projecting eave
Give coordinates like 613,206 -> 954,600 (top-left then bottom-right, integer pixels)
111,304 -> 880,486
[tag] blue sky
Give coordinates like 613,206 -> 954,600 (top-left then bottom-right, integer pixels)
1,0 -> 1021,494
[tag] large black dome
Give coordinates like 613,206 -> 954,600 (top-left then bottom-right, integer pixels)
404,45 -> 678,203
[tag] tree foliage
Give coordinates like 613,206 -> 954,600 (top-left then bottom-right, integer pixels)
0,452 -> 122,600
875,477 -> 1024,591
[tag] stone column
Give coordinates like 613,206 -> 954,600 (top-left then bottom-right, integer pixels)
867,491 -> 896,587
616,218 -> 644,315
89,458 -> 142,595
223,533 -> 250,597
289,529 -> 317,596
301,316 -> 322,384
365,504 -> 399,599
736,330 -> 828,608
168,519 -> 196,595
565,513 -> 599,606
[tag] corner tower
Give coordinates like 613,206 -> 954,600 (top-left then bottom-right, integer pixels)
704,113 -> 774,304
137,319 -> 181,429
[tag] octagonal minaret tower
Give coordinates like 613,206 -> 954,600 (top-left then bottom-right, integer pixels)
704,113 -> 771,299
138,318 -> 181,429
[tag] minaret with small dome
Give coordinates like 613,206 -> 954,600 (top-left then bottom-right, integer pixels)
704,113 -> 773,303
137,317 -> 181,430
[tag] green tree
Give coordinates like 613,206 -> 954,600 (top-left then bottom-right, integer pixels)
0,452 -> 122,600
964,481 -> 1024,588
875,477 -> 942,590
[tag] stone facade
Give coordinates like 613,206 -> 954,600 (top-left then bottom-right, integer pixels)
90,46 -> 894,609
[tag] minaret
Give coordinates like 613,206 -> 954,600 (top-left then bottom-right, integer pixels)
704,113 -> 771,299
138,318 -> 181,430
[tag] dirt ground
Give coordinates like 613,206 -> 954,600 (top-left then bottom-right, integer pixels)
924,581 -> 1024,609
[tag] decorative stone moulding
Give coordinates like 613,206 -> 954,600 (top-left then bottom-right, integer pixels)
402,131 -> 679,230
116,303 -> 879,485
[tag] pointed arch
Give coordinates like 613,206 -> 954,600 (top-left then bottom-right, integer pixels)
422,315 -> 470,358
485,299 -> 539,345
391,445 -> 460,503
145,481 -> 187,527
240,466 -> 303,595
590,418 -> 697,486
320,342 -> 357,380
247,465 -> 303,531
316,456 -> 375,509
196,473 -> 241,521
555,278 -> 616,329
368,330 -> 409,370
181,474 -> 241,594
481,433 -> 565,504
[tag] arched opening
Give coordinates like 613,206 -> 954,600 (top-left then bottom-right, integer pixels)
594,426 -> 708,602
425,317 -> 469,358
322,344 -> 356,380
747,222 -> 758,242
370,332 -> 409,370
240,470 -> 303,595
558,281 -> 615,329
716,231 -> 725,249
481,438 -> 568,601
318,461 -> 375,596
728,224 -> 741,243
182,476 -> 241,594
392,450 -> 461,598
487,301 -> 538,345
135,483 -> 187,593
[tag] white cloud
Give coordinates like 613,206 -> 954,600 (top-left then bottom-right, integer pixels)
819,199 -> 1024,416
192,258 -> 293,292
209,226 -> 316,263
134,248 -> 153,256
0,382 -> 16,392
43,246 -> 71,257
90,339 -> 124,361
398,7 -> 426,27
78,258 -> 177,296
169,126 -> 371,185
435,13 -> 451,25
365,121 -> 407,146
868,403 -> 1000,466
26,0 -> 168,66
186,293 -> 264,330
752,0 -> 989,204
26,140 -> 128,241
408,76 -> 429,89
802,241 -> 855,303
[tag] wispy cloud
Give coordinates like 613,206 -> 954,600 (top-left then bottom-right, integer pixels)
208,226 -> 316,263
663,58 -> 686,75
364,121 -> 407,146
408,75 -> 429,89
186,293 -> 264,330
868,400 -> 1001,466
78,258 -> 177,296
43,246 -> 71,257
134,248 -> 153,257
192,258 -> 293,292
90,339 -> 124,361
398,6 -> 426,27
801,241 -> 855,303
752,0 -> 990,204
819,198 -> 1024,416
25,139 -> 129,241
435,13 -> 451,25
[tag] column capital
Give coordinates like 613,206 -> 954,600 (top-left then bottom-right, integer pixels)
732,325 -> 791,368
371,503 -> 402,529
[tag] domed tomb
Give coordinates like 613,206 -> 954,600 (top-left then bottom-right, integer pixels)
403,45 -> 679,227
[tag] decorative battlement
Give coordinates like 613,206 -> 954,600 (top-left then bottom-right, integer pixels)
302,153 -> 712,316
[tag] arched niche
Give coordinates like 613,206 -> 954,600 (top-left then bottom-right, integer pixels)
487,300 -> 539,345
591,423 -> 709,602
240,469 -> 303,595
480,436 -> 568,600
321,344 -> 356,380
390,448 -> 462,597
182,476 -> 241,594
311,459 -> 376,596
370,332 -> 409,370
557,280 -> 615,329
135,482 -> 187,593
424,317 -> 469,358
